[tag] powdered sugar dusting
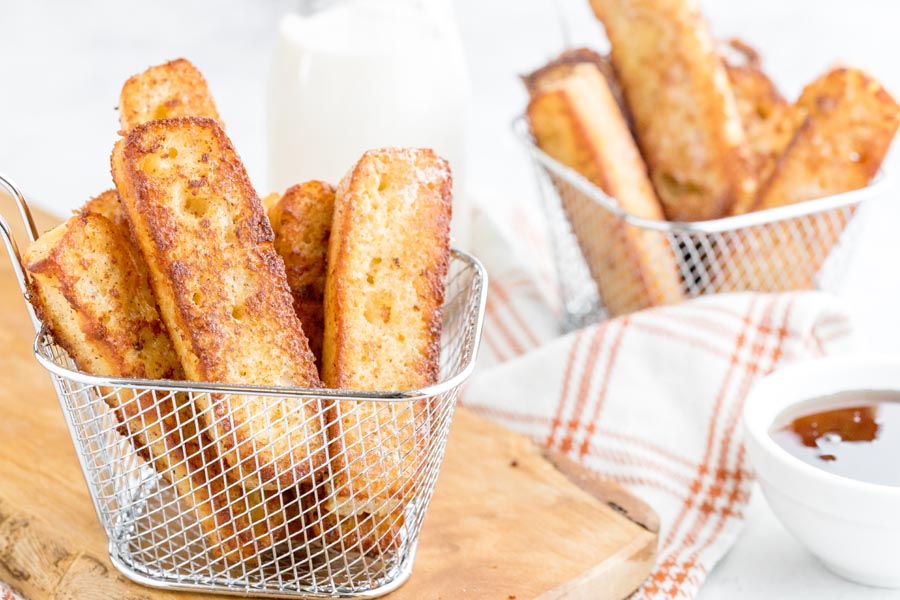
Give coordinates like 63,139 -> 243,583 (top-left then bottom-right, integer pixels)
360,147 -> 451,208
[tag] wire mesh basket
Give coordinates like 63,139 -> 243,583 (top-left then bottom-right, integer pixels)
513,116 -> 885,331
0,173 -> 487,599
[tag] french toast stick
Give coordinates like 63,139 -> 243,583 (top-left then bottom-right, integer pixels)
23,211 -> 302,561
111,117 -> 325,490
756,67 -> 900,209
524,52 -> 683,316
261,191 -> 282,214
267,181 -> 336,367
523,48 -> 628,118
119,58 -> 334,366
79,189 -> 129,228
718,69 -> 899,291
119,58 -> 220,131
723,45 -> 798,213
119,58 -> 338,360
589,0 -> 755,221
319,148 -> 451,553
25,212 -> 182,385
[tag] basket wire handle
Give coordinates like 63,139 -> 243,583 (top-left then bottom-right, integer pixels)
0,172 -> 43,332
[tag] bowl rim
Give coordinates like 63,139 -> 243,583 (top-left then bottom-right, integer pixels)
742,354 -> 900,498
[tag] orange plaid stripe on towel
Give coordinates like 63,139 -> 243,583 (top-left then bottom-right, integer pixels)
464,278 -> 852,598
0,583 -> 23,600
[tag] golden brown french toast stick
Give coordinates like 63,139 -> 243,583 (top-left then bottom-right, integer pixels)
25,212 -> 181,383
589,0 -> 755,221
756,67 -> 900,210
724,56 -> 798,213
268,180 -> 336,367
523,48 -> 628,116
111,116 -> 325,490
716,69 -> 899,292
319,148 -> 451,552
23,210 -> 300,561
119,58 -> 220,131
524,52 -> 683,315
78,188 -> 129,228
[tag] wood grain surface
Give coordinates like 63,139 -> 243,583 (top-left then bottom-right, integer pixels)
0,192 -> 657,599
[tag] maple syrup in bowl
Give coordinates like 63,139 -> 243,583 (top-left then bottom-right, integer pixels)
770,391 -> 900,487
742,356 -> 900,588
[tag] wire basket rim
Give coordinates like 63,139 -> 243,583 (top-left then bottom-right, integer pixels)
108,543 -> 418,599
32,249 -> 488,403
511,115 -> 888,234
1,172 -> 485,598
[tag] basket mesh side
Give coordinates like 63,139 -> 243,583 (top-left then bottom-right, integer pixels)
39,255 -> 482,598
531,155 -> 867,330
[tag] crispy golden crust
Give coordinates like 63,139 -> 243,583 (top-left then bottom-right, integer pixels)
261,191 -> 281,214
23,211 -> 300,561
524,59 -> 683,315
111,116 -> 325,490
589,0 -> 755,221
25,213 -> 181,381
724,54 -> 797,214
727,62 -> 785,149
524,48 -> 631,130
524,49 -> 616,95
268,181 -> 336,367
716,68 -> 898,292
319,148 -> 450,549
756,67 -> 900,210
79,189 -> 129,228
323,148 -> 449,393
119,58 -> 220,132
323,149 -> 449,393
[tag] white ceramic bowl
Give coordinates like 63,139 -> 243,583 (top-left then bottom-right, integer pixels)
742,355 -> 900,588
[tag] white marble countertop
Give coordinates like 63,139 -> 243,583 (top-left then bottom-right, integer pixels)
2,1 -> 899,598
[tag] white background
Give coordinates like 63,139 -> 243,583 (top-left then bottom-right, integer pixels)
2,1 -> 899,598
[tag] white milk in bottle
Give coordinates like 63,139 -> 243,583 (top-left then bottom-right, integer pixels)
267,0 -> 471,248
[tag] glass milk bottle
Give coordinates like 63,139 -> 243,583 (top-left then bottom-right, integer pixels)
267,0 -> 471,248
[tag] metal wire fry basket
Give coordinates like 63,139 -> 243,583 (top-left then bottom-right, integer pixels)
513,116 -> 885,331
0,173 -> 487,599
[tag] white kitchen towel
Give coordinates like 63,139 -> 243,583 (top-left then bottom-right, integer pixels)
0,582 -> 24,600
463,206 -> 854,599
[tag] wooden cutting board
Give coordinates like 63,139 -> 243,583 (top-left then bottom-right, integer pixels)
0,195 -> 657,599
